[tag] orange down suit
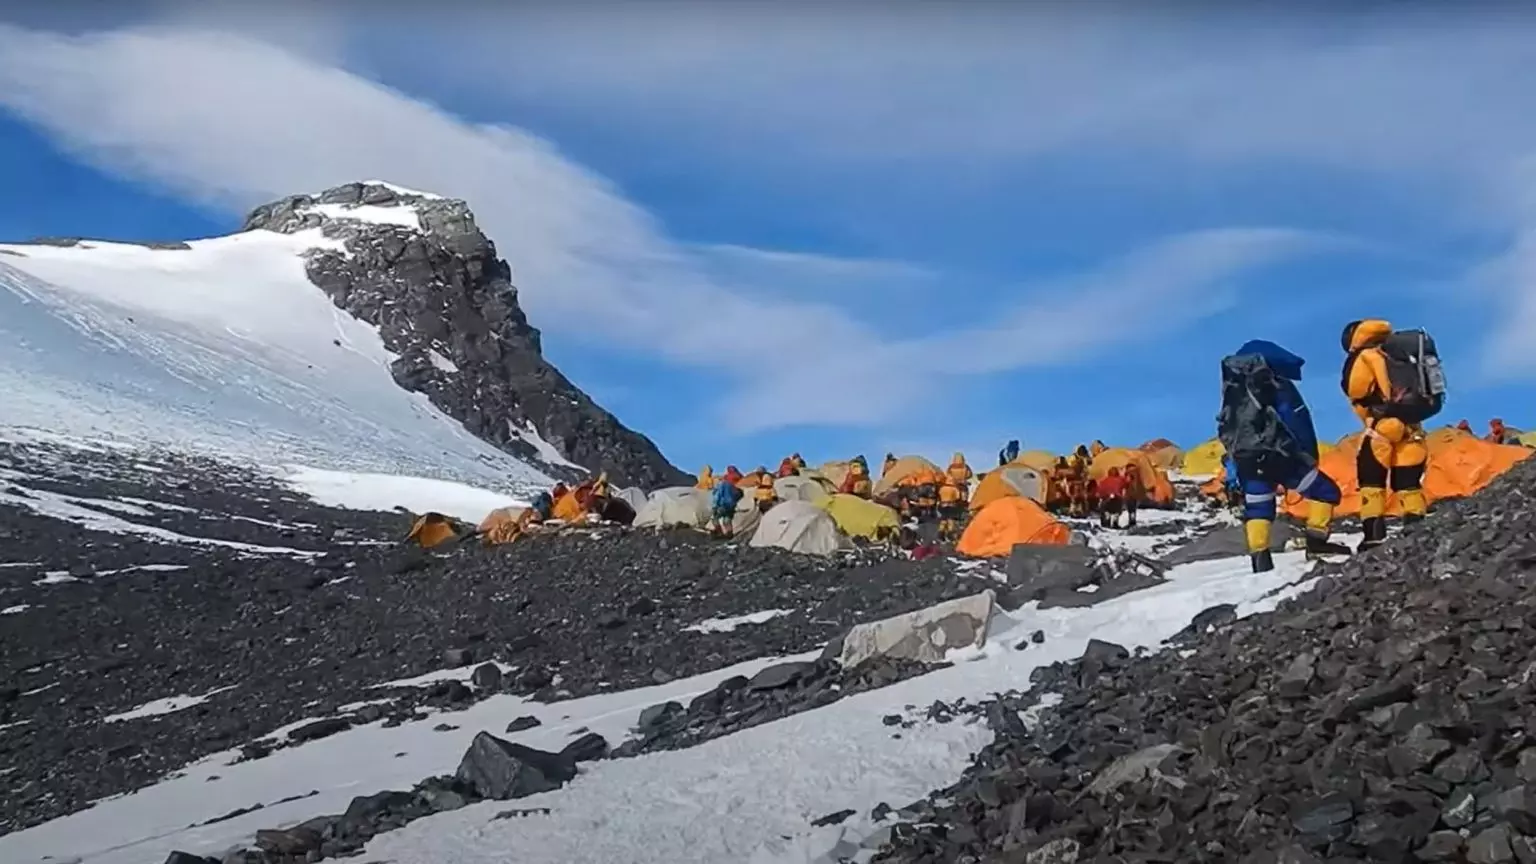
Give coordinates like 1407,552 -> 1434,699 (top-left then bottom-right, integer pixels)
1341,319 -> 1428,540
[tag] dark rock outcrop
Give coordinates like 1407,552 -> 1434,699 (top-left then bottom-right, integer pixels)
240,181 -> 687,489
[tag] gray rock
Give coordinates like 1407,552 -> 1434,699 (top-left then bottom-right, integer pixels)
470,663 -> 502,691
560,732 -> 609,763
442,648 -> 473,668
747,661 -> 819,691
1087,743 -> 1186,796
637,701 -> 684,729
1025,837 -> 1081,863
1004,544 -> 1097,594
1468,824 -> 1516,864
454,732 -> 576,800
254,827 -> 321,855
1417,831 -> 1464,861
506,715 -> 541,733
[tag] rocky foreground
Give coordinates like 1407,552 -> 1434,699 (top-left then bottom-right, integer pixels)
0,435 -> 999,834
872,454 -> 1536,861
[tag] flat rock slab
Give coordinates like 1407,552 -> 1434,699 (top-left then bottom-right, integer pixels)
1005,544 -> 1098,595
837,589 -> 995,669
1160,520 -> 1300,567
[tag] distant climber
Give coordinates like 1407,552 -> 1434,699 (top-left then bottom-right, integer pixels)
1456,419 -> 1473,434
1065,447 -> 1092,518
1089,440 -> 1108,458
1341,320 -> 1446,551
839,458 -> 874,498
937,477 -> 966,542
882,453 -> 898,478
754,473 -> 778,513
721,465 -> 744,487
998,439 -> 1020,467
946,452 -> 973,487
696,465 -> 717,490
1094,467 -> 1127,529
1122,463 -> 1145,527
909,481 -> 939,525
709,477 -> 743,538
776,456 -> 799,478
1220,339 -> 1352,573
529,490 -> 554,522
1486,418 -> 1522,445
791,453 -> 807,470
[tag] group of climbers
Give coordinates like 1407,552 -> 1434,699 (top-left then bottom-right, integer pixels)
1457,417 -> 1525,445
1218,317 -> 1446,573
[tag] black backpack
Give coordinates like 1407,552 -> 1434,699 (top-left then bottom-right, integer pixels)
1373,329 -> 1447,424
1217,353 -> 1305,479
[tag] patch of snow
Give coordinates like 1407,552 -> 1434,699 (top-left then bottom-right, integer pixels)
427,349 -> 458,373
34,571 -> 78,585
57,495 -> 155,517
0,229 -> 552,494
683,609 -> 795,634
1076,583 -> 1101,593
2,604 -> 32,614
0,546 -> 1322,864
0,561 -> 39,568
358,180 -> 444,200
511,419 -> 583,471
281,466 -> 526,524
337,698 -> 397,714
119,497 -> 200,514
302,202 -> 422,230
0,720 -> 30,732
103,686 -> 239,724
0,482 -> 316,557
23,682 -> 58,697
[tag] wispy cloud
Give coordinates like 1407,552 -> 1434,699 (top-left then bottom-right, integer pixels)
0,21 -> 1326,435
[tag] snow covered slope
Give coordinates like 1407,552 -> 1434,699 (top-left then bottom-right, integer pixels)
0,228 -> 554,496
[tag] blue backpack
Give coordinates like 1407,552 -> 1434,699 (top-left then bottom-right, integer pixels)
712,482 -> 742,511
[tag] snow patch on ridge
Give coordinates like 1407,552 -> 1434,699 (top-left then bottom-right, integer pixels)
280,466 -> 526,524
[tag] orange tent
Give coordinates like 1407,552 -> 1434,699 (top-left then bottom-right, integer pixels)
957,497 -> 1071,557
873,455 -> 943,495
405,512 -> 458,549
1140,438 -> 1177,452
1089,447 -> 1175,506
479,506 -> 531,545
552,491 -> 587,522
1013,450 -> 1060,472
970,465 -> 1052,511
1282,430 -> 1530,518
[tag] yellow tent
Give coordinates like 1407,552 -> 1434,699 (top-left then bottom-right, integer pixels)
1012,450 -> 1060,472
818,460 -> 852,488
969,465 -> 1051,511
1520,430 -> 1536,448
479,506 -> 532,546
873,455 -> 943,495
1180,439 -> 1225,476
816,494 -> 901,540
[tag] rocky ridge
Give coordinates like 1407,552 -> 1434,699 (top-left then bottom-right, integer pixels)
240,181 -> 688,490
871,454 -> 1536,862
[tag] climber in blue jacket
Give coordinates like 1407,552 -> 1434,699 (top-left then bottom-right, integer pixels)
1218,339 -> 1352,573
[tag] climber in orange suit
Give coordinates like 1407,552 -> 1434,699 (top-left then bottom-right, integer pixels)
1341,319 -> 1432,551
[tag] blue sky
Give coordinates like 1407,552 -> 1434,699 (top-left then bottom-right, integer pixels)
1,3 -> 1533,473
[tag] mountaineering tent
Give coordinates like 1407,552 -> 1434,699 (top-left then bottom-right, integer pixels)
817,461 -> 852,488
612,486 -> 648,513
957,497 -> 1071,558
1140,440 -> 1183,470
406,512 -> 458,548
750,500 -> 846,555
478,506 -> 529,546
873,455 -> 943,496
1181,438 -> 1225,477
1090,447 -> 1175,506
774,475 -> 830,504
732,491 -> 764,537
1013,450 -> 1060,472
633,487 -> 711,529
969,465 -> 1050,511
552,492 -> 587,523
1281,432 -> 1531,518
1521,431 -> 1536,448
816,493 -> 901,541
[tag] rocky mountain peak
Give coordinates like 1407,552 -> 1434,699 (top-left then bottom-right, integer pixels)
241,181 -> 687,490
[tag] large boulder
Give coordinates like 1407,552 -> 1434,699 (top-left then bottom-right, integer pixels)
835,590 -> 996,669
454,731 -> 577,800
1161,521 -> 1299,567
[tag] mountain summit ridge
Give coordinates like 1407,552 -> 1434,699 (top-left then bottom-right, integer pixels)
241,180 -> 687,490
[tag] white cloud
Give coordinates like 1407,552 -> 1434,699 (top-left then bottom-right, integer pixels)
0,22 -> 1339,435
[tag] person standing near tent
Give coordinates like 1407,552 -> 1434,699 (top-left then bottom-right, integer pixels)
840,458 -> 873,498
946,452 -> 973,486
1486,418 -> 1520,445
695,465 -> 717,490
776,456 -> 799,477
709,477 -> 743,538
791,453 -> 807,470
937,477 -> 966,541
1095,467 -> 1126,528
1341,319 -> 1446,551
754,473 -> 779,512
881,453 -> 898,478
1122,463 -> 1145,527
721,465 -> 743,487
1220,339 -> 1352,573
998,439 -> 1020,467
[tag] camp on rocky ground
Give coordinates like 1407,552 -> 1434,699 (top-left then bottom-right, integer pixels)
6,178 -> 1536,864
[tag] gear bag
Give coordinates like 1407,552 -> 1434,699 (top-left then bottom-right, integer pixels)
1217,353 -> 1307,480
1374,328 -> 1447,424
